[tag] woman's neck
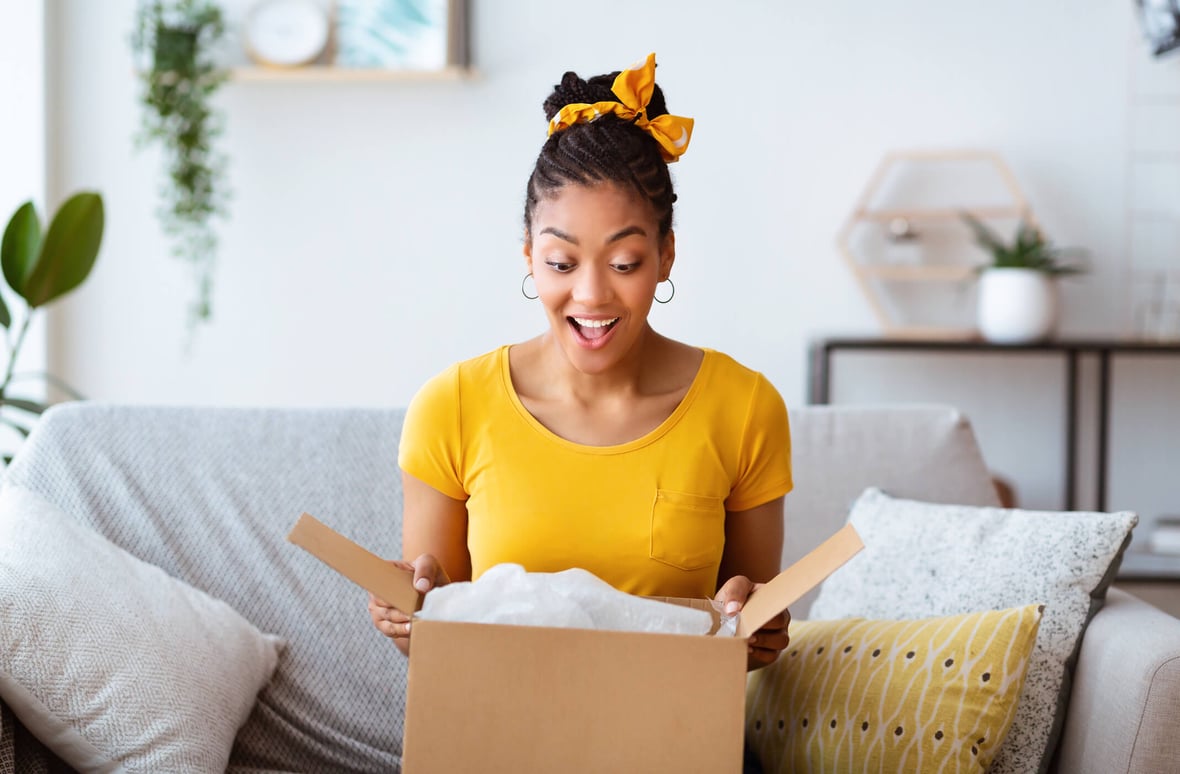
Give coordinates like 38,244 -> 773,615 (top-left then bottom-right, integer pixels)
537,324 -> 664,402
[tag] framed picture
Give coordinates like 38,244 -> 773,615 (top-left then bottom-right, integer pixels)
334,0 -> 468,71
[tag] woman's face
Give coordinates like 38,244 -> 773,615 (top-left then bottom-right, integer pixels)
525,183 -> 674,375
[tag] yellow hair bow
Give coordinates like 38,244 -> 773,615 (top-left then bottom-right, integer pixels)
547,53 -> 694,163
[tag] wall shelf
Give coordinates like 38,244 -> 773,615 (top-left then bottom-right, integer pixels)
858,265 -> 977,282
808,335 -> 1180,513
228,65 -> 474,83
836,150 -> 1038,338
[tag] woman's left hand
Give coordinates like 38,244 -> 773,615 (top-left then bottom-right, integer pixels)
715,575 -> 791,672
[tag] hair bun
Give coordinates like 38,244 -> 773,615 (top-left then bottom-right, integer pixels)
542,68 -> 671,124
542,71 -> 617,121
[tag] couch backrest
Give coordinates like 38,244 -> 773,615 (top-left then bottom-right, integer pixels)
5,401 -> 999,768
784,404 -> 1001,615
6,403 -> 410,772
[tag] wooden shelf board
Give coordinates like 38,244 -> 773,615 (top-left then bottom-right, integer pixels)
228,65 -> 474,83
857,264 -> 978,282
878,325 -> 979,341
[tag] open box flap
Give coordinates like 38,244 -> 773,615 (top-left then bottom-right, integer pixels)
288,512 -> 421,613
288,512 -> 863,638
735,522 -> 864,638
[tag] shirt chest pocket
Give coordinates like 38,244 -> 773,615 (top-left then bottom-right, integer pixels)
649,489 -> 726,572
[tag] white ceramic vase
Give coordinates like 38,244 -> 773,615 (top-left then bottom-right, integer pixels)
977,268 -> 1058,343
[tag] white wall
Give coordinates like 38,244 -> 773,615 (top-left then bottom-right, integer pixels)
0,2 -> 49,450
40,1 -> 1180,526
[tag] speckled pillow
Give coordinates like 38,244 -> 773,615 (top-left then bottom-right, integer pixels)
747,604 -> 1043,773
809,488 -> 1137,774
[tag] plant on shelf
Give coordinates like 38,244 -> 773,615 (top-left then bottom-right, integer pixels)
0,192 -> 105,456
960,212 -> 1088,344
131,0 -> 229,334
961,212 -> 1087,276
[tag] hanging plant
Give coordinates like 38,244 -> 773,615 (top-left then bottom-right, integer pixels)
131,0 -> 229,332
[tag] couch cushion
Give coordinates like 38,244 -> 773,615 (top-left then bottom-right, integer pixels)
810,487 -> 1137,774
0,485 -> 283,772
5,403 -> 410,772
747,604 -> 1043,773
785,405 -> 1001,616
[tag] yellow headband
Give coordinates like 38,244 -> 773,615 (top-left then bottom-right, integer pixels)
546,53 -> 694,163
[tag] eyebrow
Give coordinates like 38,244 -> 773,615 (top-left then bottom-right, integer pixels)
537,225 -> 648,245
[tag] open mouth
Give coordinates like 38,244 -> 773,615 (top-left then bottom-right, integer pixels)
567,316 -> 620,347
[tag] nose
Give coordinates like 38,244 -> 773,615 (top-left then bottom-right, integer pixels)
571,264 -> 613,306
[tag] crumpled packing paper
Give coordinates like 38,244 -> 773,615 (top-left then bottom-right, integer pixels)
416,563 -> 714,636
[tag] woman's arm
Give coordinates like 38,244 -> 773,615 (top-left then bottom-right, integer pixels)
718,497 -> 784,586
402,470 -> 472,583
369,470 -> 472,655
715,497 -> 789,671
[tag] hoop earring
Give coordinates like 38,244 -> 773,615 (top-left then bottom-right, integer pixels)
654,278 -> 675,304
521,272 -> 538,300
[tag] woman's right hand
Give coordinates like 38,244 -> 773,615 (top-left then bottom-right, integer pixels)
368,553 -> 450,652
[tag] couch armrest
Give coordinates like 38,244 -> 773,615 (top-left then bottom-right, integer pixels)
1055,588 -> 1180,773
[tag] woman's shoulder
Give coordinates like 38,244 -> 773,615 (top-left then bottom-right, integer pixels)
410,346 -> 509,406
454,346 -> 508,380
698,347 -> 775,391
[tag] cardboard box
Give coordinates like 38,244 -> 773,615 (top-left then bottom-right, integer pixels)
288,514 -> 862,773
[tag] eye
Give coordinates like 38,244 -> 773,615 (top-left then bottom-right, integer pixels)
611,262 -> 641,273
545,260 -> 575,273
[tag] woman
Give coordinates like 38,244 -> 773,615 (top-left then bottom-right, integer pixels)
369,53 -> 793,672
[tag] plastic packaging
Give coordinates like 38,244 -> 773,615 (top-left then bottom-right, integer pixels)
417,563 -> 713,636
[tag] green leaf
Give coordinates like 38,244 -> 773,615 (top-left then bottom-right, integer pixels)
960,211 -> 1006,253
0,416 -> 31,438
1015,221 -> 1046,253
0,397 -> 47,415
22,192 -> 104,308
2,201 -> 41,299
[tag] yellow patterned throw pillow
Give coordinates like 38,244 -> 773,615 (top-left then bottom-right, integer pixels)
746,605 -> 1042,774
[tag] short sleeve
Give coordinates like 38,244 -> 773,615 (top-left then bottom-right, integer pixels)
397,364 -> 468,501
725,373 -> 793,512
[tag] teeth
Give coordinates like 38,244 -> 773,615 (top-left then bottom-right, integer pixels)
572,317 -> 618,328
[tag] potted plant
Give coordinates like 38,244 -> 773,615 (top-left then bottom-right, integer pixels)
961,212 -> 1087,344
131,0 -> 228,334
0,192 -> 105,457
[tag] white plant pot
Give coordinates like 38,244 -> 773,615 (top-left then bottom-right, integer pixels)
977,268 -> 1058,343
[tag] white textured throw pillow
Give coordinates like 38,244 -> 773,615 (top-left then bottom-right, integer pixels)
809,487 -> 1136,774
0,485 -> 284,773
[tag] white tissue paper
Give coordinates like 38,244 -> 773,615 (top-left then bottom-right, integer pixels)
416,563 -> 714,636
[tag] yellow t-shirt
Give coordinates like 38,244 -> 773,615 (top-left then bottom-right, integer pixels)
397,346 -> 793,599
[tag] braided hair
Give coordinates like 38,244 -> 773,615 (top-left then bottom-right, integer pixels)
524,70 -> 678,239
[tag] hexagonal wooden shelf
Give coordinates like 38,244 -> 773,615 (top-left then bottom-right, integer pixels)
837,149 -> 1038,339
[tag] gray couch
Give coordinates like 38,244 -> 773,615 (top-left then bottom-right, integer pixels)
1,402 -> 1177,772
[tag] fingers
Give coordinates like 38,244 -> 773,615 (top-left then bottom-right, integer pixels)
411,553 -> 448,593
761,610 -> 790,631
749,626 -> 790,653
748,645 -> 782,669
746,608 -> 792,668
376,618 -> 413,639
714,575 -> 758,616
369,594 -> 413,640
369,555 -> 447,643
